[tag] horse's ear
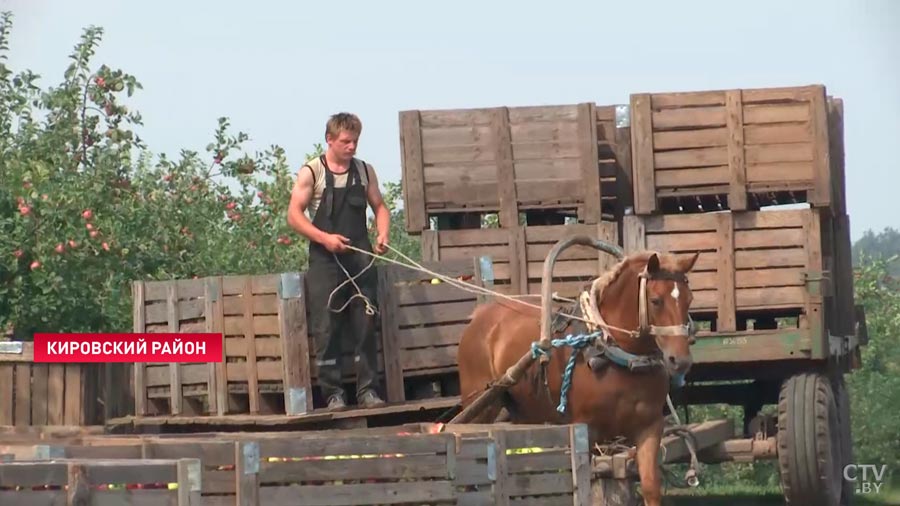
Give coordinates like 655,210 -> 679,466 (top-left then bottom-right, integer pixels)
647,252 -> 661,274
678,252 -> 700,272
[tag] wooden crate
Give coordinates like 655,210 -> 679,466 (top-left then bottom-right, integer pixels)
623,207 -> 835,338
442,423 -> 593,505
400,102 -> 631,232
630,84 -> 832,214
421,222 -> 620,298
0,423 -> 593,506
377,259 -> 484,403
0,458 -> 201,505
0,341 -> 102,427
133,273 -> 312,417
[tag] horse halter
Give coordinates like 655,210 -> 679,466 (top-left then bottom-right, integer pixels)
587,262 -> 696,343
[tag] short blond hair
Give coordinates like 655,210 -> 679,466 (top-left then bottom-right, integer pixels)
326,112 -> 362,140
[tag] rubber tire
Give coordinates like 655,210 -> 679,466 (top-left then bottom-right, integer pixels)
833,374 -> 854,505
777,372 -> 843,506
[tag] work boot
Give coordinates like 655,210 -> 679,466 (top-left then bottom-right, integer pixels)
357,390 -> 385,408
326,393 -> 347,410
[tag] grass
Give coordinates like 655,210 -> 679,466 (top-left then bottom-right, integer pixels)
663,484 -> 900,505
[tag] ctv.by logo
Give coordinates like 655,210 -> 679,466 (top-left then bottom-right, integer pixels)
843,464 -> 888,495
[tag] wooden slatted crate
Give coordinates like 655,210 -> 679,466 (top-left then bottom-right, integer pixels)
444,423 -> 593,506
133,273 -> 312,417
400,103 -> 631,232
0,423 -> 593,506
0,342 -> 101,427
420,222 -> 620,298
377,259 -> 484,403
0,458 -> 201,504
630,84 -> 832,214
623,207 -> 835,345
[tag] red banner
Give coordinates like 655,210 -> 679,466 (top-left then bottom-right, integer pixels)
32,333 -> 223,363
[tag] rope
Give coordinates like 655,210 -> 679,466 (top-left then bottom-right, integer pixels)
529,331 -> 602,414
344,243 -> 635,336
327,252 -> 377,316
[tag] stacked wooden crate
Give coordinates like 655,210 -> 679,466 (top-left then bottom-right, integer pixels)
399,102 -> 632,298
623,84 -> 855,365
132,273 -> 315,417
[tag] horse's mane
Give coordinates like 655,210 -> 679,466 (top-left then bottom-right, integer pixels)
588,250 -> 656,299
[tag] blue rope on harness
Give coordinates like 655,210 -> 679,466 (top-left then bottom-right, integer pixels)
531,331 -> 603,414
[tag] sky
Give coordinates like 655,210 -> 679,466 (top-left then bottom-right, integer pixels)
2,0 -> 898,241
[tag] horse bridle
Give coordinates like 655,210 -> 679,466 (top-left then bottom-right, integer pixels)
587,264 -> 696,344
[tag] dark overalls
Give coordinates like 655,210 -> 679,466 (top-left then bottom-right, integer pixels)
305,155 -> 380,404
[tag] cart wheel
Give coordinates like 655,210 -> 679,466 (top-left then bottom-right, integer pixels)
777,372 -> 843,506
833,374 -> 854,505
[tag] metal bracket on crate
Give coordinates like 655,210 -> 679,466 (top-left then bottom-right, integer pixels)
477,256 -> 495,304
187,459 -> 202,492
278,272 -> 304,300
34,445 -> 65,460
486,441 -> 497,481
242,442 -> 260,475
616,105 -> 631,128
287,387 -> 308,415
0,341 -> 23,354
573,424 -> 590,454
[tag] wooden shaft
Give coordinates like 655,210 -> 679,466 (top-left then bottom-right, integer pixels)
450,348 -> 538,424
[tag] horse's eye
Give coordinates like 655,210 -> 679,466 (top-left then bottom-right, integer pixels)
650,297 -> 663,306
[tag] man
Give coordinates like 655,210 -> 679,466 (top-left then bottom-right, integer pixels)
287,112 -> 390,409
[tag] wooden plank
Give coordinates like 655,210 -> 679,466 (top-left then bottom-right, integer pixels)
614,119 -> 634,218
400,345 -> 458,371
133,281 -> 147,416
652,106 -> 726,129
828,98 -> 847,215
212,276 -> 227,416
509,226 -> 527,294
236,441 -> 259,506
630,93 -> 656,214
14,363 -> 30,426
259,481 -> 455,506
578,102 -> 601,223
204,279 -> 219,416
0,366 -> 13,425
396,301 -> 476,327
726,90 -> 748,210
395,282 -> 476,306
30,364 -> 48,426
167,283 -> 183,416
716,213 -> 737,332
742,103 -> 809,124
378,267 -> 405,403
651,90 -> 726,108
221,274 -> 280,296
653,146 -> 728,169
491,429 -> 510,506
570,425 -> 591,506
493,107 -> 519,228
257,433 -> 452,458
259,454 -> 450,482
400,110 -> 427,232
656,166 -> 729,187
59,364 -> 83,425
809,87 -> 831,206
653,128 -> 727,150
45,365 -> 64,426
280,273 -> 312,415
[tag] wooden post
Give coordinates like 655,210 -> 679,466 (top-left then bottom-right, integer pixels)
176,458 -> 202,506
376,266 -> 405,403
241,277 -> 260,414
726,90 -> 748,211
400,110 -> 427,233
489,429 -> 509,506
235,441 -> 259,506
279,272 -> 313,415
809,86 -> 832,208
167,283 -> 183,416
570,424 -> 592,506
630,93 -> 656,215
492,107 -> 519,229
578,102 -> 602,224
203,278 -> 219,416
67,462 -> 89,505
716,212 -> 737,332
132,280 -> 147,417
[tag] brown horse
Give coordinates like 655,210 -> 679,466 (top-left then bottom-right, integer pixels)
457,250 -> 699,506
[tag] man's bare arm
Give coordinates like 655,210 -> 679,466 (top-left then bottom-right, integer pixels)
287,165 -> 349,252
365,165 -> 391,254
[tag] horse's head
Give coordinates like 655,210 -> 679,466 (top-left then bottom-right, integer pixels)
588,251 -> 700,380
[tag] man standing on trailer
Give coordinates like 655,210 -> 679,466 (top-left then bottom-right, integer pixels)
287,112 -> 390,409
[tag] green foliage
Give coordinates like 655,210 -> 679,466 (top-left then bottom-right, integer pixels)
846,253 -> 900,476
0,14 -> 321,339
853,226 -> 900,275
